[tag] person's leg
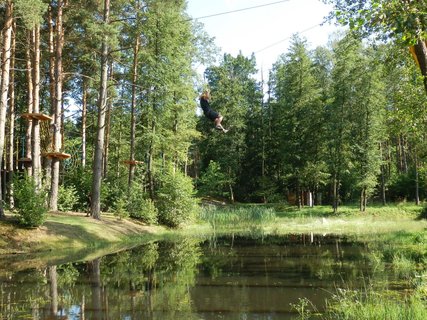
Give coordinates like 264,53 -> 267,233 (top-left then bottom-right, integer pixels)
214,116 -> 228,133
214,115 -> 223,127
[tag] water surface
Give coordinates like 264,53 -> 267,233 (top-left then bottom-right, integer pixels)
0,234 -> 405,319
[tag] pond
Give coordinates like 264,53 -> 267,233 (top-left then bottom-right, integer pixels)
0,234 -> 411,319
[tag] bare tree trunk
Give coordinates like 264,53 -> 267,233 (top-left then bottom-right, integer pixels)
332,172 -> 339,214
414,151 -> 420,205
7,20 -> 16,209
82,79 -> 88,168
379,142 -> 386,205
0,0 -> 13,217
91,0 -> 111,219
128,37 -> 139,188
413,39 -> 427,93
147,121 -> 155,200
31,25 -> 42,190
228,167 -> 234,202
116,122 -> 122,178
103,66 -> 113,178
45,4 -> 56,187
24,31 -> 33,175
50,0 -> 64,211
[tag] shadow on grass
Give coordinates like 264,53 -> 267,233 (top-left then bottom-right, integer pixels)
416,206 -> 427,220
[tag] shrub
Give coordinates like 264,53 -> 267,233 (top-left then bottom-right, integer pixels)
128,195 -> 158,225
197,161 -> 229,197
63,167 -> 92,212
57,185 -> 79,212
155,169 -> 199,228
14,175 -> 48,227
113,197 -> 129,220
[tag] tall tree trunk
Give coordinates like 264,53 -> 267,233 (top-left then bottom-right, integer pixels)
50,0 -> 64,211
91,0 -> 110,219
128,37 -> 139,188
0,0 -> 13,217
81,79 -> 88,168
228,167 -> 234,202
115,121 -> 122,178
147,121 -> 155,200
414,151 -> 420,205
413,39 -> 427,93
332,172 -> 339,214
103,66 -> 113,178
24,31 -> 33,175
7,20 -> 16,209
379,142 -> 386,205
31,25 -> 42,190
45,4 -> 56,187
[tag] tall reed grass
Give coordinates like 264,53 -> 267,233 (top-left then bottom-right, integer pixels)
199,205 -> 276,232
325,287 -> 427,320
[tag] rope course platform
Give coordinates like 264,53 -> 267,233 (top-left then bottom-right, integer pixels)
122,160 -> 144,165
18,157 -> 32,163
44,152 -> 72,160
21,113 -> 53,121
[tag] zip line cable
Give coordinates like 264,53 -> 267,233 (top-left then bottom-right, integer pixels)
187,0 -> 292,21
255,23 -> 322,53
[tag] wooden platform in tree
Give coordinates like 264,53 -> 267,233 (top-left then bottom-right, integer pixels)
21,113 -> 53,121
122,160 -> 144,165
44,152 -> 71,160
18,157 -> 32,163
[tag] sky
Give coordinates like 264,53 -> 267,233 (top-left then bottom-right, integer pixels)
186,0 -> 342,75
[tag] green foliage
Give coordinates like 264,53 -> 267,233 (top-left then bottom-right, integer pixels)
15,0 -> 48,29
290,298 -> 316,320
57,185 -> 79,212
63,167 -> 92,212
197,161 -> 229,197
324,0 -> 427,45
13,175 -> 48,227
113,197 -> 129,220
155,169 -> 199,228
127,190 -> 158,225
326,287 -> 427,320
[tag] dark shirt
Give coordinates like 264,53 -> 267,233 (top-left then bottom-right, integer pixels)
200,97 -> 219,121
200,97 -> 211,113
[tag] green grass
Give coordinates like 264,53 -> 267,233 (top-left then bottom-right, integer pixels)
197,203 -> 427,236
324,287 -> 427,320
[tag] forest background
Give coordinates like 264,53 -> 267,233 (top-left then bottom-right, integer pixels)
0,0 -> 426,228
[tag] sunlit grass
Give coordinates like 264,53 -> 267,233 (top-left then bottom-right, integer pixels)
325,287 -> 427,320
197,203 -> 427,236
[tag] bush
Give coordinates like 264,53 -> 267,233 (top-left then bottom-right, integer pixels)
127,193 -> 158,225
155,169 -> 199,228
113,197 -> 129,220
57,185 -> 79,212
14,175 -> 48,227
63,167 -> 92,212
197,161 -> 229,197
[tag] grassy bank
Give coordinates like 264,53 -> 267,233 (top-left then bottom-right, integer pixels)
194,203 -> 427,236
1,203 -> 426,256
0,211 -> 165,255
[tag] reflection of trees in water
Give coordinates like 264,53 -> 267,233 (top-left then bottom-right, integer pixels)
0,239 -> 202,319
1,234 -> 420,318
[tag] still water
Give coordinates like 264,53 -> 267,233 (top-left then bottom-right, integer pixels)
0,234 -> 403,319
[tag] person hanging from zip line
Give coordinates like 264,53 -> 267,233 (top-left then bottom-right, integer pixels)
199,89 -> 229,133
